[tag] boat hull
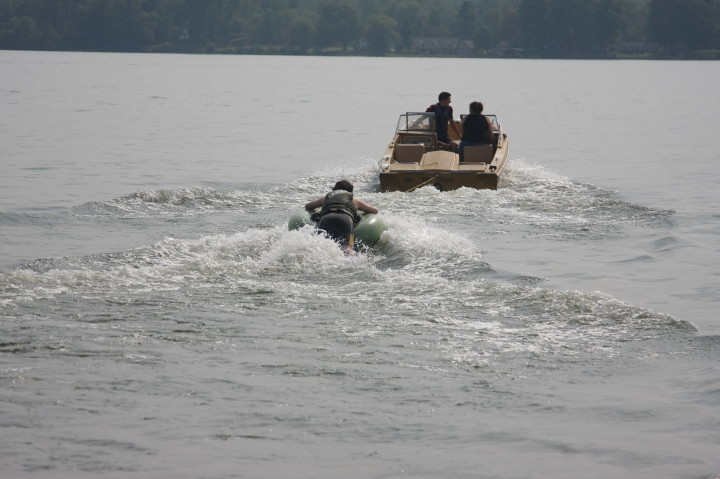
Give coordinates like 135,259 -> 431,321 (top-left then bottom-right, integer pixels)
378,112 -> 509,192
379,170 -> 501,192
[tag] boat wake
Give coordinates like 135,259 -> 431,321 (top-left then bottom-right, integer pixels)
3,203 -> 695,370
1,158 -> 697,375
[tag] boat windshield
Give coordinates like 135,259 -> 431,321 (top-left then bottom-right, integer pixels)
486,114 -> 500,131
396,112 -> 436,133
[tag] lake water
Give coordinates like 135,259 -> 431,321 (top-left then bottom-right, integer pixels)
1,51 -> 719,479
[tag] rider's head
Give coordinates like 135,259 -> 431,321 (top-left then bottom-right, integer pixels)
333,180 -> 354,193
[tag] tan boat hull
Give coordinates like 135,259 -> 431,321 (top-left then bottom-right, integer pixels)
380,167 -> 504,192
379,118 -> 509,192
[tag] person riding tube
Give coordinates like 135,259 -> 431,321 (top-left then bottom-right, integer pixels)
304,180 -> 378,254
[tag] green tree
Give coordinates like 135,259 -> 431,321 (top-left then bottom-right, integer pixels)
425,1 -> 454,37
1,0 -> 713,58
365,13 -> 398,55
105,0 -> 157,51
456,0 -> 478,41
63,0 -> 158,52
0,15 -> 42,49
545,0 -> 598,53
621,0 -> 651,43
287,12 -> 317,52
473,6 -> 502,50
648,0 -> 720,51
515,0 -> 548,51
317,0 -> 360,50
389,1 -> 428,52
176,0 -> 241,49
254,4 -> 286,45
594,0 -> 627,46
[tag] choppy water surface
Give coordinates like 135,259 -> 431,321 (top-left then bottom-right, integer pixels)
2,52 -> 720,478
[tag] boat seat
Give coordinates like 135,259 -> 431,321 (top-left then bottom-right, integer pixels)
462,145 -> 494,163
419,150 -> 458,171
394,143 -> 425,163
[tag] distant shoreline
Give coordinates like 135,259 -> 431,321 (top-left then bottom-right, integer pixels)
3,47 -> 719,61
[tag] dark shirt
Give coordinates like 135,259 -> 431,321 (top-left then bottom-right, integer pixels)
461,113 -> 491,144
426,103 -> 454,142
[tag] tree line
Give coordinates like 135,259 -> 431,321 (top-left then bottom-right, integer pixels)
1,0 -> 719,58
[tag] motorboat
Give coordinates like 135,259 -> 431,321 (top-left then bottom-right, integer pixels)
378,112 -> 509,192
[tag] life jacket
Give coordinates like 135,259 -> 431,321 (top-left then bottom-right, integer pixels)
319,190 -> 360,223
431,103 -> 451,140
461,113 -> 490,144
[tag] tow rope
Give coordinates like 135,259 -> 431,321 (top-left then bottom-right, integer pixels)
404,174 -> 439,193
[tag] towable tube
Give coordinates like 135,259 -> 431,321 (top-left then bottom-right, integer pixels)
288,210 -> 385,248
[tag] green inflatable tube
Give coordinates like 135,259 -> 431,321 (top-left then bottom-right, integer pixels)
287,209 -> 313,231
288,209 -> 385,247
352,213 -> 384,247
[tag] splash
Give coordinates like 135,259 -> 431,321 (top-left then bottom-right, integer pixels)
1,159 -> 695,370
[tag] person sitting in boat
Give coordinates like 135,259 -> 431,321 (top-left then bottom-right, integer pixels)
305,180 -> 378,253
459,101 -> 494,162
426,91 -> 461,152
